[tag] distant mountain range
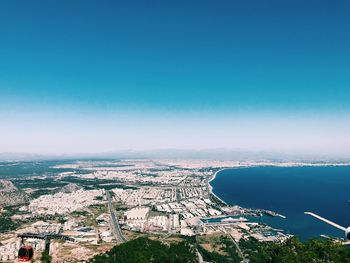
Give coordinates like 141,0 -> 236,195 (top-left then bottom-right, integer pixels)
0,149 -> 350,162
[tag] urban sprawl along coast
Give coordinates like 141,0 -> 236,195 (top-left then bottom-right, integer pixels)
2,159 -> 348,262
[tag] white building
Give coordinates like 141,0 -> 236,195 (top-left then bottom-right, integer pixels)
124,207 -> 149,220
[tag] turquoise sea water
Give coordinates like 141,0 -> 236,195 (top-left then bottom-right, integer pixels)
210,166 -> 350,240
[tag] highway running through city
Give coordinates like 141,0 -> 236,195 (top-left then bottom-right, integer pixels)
106,190 -> 126,243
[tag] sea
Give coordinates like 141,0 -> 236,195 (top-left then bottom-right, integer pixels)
210,166 -> 350,240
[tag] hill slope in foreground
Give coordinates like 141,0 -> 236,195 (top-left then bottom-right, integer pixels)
89,236 -> 350,263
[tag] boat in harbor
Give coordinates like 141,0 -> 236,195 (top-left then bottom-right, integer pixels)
221,216 -> 248,223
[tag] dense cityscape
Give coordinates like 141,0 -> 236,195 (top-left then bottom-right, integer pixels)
0,159 -> 291,262
1,159 -> 350,262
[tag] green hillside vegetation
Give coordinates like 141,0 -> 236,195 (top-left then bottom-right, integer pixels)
89,235 -> 350,263
240,237 -> 350,263
89,237 -> 197,263
196,235 -> 241,263
0,206 -> 21,233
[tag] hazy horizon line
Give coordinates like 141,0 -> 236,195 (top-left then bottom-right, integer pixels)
1,148 -> 350,162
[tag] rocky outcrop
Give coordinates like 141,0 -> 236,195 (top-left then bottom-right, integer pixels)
58,183 -> 82,193
0,180 -> 29,207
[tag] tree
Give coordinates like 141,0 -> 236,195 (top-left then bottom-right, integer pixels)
90,237 -> 197,263
41,251 -> 52,263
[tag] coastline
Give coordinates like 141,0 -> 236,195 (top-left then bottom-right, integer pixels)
208,167 -> 287,219
208,168 -> 228,205
207,164 -> 350,213
206,165 -> 350,240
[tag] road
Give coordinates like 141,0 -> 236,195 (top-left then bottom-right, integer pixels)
106,190 -> 126,243
196,249 -> 204,263
228,234 -> 248,263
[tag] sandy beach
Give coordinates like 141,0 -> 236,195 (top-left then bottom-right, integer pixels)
208,168 -> 228,205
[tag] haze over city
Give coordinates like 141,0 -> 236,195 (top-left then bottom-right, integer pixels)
1,0 -> 350,156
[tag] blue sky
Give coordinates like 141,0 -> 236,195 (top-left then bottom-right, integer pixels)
1,1 -> 350,155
